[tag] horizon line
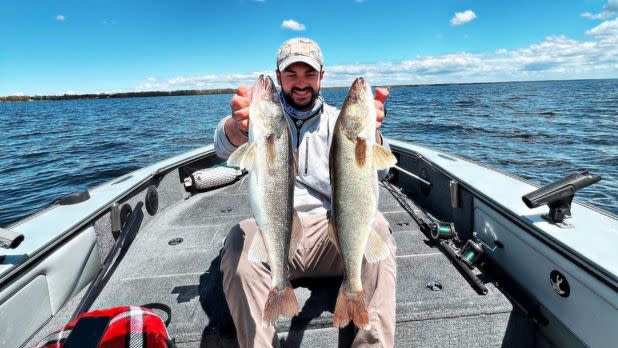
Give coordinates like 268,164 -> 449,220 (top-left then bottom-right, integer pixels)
2,77 -> 617,100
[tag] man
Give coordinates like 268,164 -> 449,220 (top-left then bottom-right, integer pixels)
214,38 -> 396,347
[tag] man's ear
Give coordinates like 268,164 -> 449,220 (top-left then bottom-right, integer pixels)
319,70 -> 325,81
276,70 -> 282,86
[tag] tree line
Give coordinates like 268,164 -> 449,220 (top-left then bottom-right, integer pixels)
0,89 -> 236,102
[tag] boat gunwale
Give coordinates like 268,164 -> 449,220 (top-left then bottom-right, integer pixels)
3,139 -> 616,292
388,139 -> 618,292
0,145 -> 217,287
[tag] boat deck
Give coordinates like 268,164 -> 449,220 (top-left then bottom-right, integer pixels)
29,177 -> 526,347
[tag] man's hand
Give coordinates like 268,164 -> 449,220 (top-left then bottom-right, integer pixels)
224,85 -> 252,146
374,87 -> 389,129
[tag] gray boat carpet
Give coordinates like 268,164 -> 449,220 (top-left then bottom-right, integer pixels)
27,177 -> 518,347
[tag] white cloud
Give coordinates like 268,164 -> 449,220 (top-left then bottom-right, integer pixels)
56,15 -> 65,21
450,10 -> 476,26
12,92 -> 25,96
281,19 -> 306,31
581,0 -> 618,20
136,18 -> 618,91
582,12 -> 609,20
586,16 -> 618,40
135,71 -> 273,91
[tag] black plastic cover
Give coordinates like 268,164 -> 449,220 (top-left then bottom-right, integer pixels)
145,185 -> 159,216
55,190 -> 90,205
0,228 -> 25,249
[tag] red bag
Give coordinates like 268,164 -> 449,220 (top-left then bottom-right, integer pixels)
35,304 -> 174,348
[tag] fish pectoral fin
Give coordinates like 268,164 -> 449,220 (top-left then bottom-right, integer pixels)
248,230 -> 269,264
227,142 -> 250,168
239,142 -> 258,171
372,144 -> 397,170
265,134 -> 275,168
288,210 -> 303,262
327,221 -> 341,253
355,137 -> 367,167
364,228 -> 390,263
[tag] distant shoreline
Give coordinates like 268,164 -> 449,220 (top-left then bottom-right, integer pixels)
2,78 -> 616,102
0,89 -> 236,102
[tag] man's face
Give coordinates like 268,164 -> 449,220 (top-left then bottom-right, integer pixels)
276,62 -> 324,110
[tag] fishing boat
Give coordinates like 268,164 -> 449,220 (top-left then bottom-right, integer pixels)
1,139 -> 616,347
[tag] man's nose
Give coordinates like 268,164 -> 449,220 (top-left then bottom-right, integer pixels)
294,77 -> 311,89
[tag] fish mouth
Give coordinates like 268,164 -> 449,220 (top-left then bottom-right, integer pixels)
339,77 -> 372,138
253,75 -> 278,105
348,77 -> 368,102
256,75 -> 275,92
352,77 -> 366,91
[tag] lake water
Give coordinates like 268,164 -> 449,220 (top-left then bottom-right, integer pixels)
1,79 -> 616,227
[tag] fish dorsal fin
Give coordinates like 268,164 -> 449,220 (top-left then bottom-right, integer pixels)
248,229 -> 269,264
239,142 -> 258,171
373,144 -> 397,170
288,210 -> 303,262
364,228 -> 390,263
327,221 -> 340,253
227,142 -> 250,168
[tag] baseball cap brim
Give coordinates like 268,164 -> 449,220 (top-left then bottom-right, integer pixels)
278,55 -> 322,72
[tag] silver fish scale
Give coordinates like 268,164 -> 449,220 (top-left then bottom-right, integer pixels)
249,118 -> 296,290
331,129 -> 378,292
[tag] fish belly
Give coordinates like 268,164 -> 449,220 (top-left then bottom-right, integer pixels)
332,136 -> 378,292
249,132 -> 295,289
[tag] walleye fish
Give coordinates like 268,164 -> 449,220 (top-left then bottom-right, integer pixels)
227,75 -> 301,326
328,77 -> 397,330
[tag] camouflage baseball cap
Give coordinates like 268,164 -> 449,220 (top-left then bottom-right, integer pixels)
277,38 -> 323,72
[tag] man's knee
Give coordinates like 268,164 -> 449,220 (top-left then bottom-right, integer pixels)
222,224 -> 244,255
221,219 -> 259,277
223,218 -> 257,251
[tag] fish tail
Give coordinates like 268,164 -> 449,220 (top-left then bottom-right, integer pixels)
333,287 -> 370,330
262,284 -> 299,327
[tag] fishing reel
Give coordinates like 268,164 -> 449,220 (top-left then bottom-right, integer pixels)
411,210 -> 489,295
430,221 -> 485,268
458,238 -> 485,269
429,221 -> 456,241
457,231 -> 501,269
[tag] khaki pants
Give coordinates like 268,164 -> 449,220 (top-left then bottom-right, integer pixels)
220,212 -> 397,348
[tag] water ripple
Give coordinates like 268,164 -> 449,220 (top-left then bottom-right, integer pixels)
1,80 -> 617,226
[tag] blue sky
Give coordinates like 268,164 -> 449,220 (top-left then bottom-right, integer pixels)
1,0 -> 617,96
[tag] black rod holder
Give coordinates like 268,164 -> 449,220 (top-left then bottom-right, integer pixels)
522,170 -> 601,223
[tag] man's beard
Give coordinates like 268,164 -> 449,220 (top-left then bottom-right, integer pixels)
283,87 -> 319,110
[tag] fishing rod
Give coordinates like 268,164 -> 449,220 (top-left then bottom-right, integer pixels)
391,165 -> 432,187
381,179 -> 488,295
